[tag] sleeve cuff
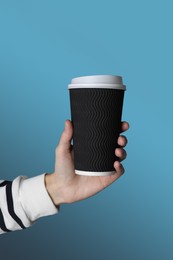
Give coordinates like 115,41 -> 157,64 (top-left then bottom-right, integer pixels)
19,174 -> 59,222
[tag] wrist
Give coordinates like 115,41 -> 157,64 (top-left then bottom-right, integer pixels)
45,173 -> 64,207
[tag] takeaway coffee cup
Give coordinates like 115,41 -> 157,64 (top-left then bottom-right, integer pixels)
68,75 -> 126,176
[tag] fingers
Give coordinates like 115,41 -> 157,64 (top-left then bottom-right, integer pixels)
115,148 -> 127,161
117,135 -> 128,147
120,121 -> 130,133
113,161 -> 125,176
101,161 -> 124,186
113,122 -> 128,177
116,123 -> 129,162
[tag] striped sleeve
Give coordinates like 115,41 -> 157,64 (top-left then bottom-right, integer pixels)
0,174 -> 59,235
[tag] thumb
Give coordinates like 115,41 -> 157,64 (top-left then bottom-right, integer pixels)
58,120 -> 73,152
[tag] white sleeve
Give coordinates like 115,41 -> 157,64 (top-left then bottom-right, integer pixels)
0,174 -> 59,235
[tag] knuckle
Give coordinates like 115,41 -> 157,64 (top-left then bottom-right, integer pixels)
124,150 -> 127,158
120,164 -> 125,174
121,148 -> 126,157
118,135 -> 128,147
122,136 -> 128,145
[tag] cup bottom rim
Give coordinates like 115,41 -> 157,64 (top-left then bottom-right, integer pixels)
75,170 -> 115,176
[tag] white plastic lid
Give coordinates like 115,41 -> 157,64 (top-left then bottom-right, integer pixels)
68,75 -> 126,90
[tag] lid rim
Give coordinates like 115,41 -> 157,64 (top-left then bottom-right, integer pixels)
68,75 -> 126,90
68,84 -> 126,90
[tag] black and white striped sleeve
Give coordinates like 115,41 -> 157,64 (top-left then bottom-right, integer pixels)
0,174 -> 59,235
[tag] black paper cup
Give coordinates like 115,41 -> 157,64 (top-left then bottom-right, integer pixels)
68,75 -> 126,176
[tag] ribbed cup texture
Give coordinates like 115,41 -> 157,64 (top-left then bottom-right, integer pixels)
69,88 -> 124,172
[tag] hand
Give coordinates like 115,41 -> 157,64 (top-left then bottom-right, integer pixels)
45,120 -> 129,206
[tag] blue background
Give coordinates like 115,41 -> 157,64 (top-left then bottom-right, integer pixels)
0,0 -> 173,259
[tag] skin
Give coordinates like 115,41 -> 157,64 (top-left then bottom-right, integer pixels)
45,120 -> 129,206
